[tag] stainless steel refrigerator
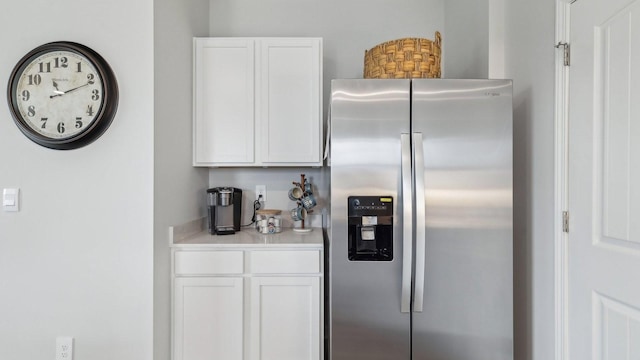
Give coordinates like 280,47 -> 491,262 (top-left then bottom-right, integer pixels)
329,79 -> 513,360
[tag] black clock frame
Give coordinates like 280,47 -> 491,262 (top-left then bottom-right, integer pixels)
7,41 -> 119,150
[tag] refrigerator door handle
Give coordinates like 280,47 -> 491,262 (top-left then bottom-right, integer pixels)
413,132 -> 426,312
400,133 -> 412,313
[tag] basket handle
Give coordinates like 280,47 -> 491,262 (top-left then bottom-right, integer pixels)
435,31 -> 442,46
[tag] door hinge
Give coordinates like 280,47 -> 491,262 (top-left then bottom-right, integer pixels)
556,42 -> 570,66
562,211 -> 570,233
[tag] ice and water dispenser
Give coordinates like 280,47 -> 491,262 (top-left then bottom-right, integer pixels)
347,196 -> 393,261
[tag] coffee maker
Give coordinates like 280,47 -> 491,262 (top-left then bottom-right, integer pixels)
207,187 -> 242,235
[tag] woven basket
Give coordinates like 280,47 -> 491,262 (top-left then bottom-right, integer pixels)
364,32 -> 442,79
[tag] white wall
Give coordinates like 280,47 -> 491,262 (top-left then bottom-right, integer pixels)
444,0 -> 490,78
489,0 -> 506,78
208,168 -> 328,229
503,1 -> 557,359
0,1 -> 154,359
153,1 -> 210,360
210,0 -> 445,121
210,0 -> 444,79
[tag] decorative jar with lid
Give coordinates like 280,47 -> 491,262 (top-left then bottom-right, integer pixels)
255,209 -> 282,234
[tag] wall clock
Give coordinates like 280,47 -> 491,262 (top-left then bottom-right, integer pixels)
7,41 -> 118,150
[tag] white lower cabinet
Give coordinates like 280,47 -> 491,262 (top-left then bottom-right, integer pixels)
172,248 -> 323,360
249,276 -> 320,360
174,277 -> 244,360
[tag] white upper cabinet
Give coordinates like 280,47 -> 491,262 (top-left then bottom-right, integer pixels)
193,37 -> 323,167
259,39 -> 322,165
194,38 -> 255,164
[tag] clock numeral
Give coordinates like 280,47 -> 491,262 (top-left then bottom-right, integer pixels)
57,122 -> 65,134
75,118 -> 83,129
27,105 -> 36,117
38,61 -> 51,73
91,89 -> 100,101
41,118 -> 48,129
86,105 -> 95,116
27,74 -> 42,86
21,90 -> 30,101
54,57 -> 68,69
76,62 -> 82,73
87,73 -> 95,84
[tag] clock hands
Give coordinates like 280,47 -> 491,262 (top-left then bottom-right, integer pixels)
50,81 -> 91,98
52,80 -> 63,94
61,82 -> 91,95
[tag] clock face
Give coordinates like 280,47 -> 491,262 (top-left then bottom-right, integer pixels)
7,42 -> 118,150
15,50 -> 104,140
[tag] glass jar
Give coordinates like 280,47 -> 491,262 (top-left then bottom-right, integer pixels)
255,209 -> 282,234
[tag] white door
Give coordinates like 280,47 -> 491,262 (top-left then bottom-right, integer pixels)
173,277 -> 244,360
258,38 -> 322,165
249,276 -> 320,360
193,38 -> 255,165
568,0 -> 640,358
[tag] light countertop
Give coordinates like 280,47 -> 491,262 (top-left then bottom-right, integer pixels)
170,218 -> 323,248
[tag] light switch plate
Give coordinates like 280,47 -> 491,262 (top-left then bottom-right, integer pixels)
2,188 -> 19,212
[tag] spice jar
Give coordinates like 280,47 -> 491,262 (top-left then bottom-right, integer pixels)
255,209 -> 282,234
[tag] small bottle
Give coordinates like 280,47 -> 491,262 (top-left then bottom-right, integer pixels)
256,209 -> 282,234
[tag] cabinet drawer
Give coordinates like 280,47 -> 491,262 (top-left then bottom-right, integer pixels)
249,250 -> 321,274
175,250 -> 243,275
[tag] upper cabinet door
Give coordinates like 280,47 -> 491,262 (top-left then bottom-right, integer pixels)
259,38 -> 323,165
193,38 -> 255,166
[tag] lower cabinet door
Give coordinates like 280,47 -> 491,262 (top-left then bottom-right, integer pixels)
249,276 -> 320,360
174,277 -> 243,360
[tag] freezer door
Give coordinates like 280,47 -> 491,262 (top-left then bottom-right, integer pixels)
329,79 -> 411,360
411,79 -> 514,360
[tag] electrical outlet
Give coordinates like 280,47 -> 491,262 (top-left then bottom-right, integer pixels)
256,185 -> 267,202
56,337 -> 73,360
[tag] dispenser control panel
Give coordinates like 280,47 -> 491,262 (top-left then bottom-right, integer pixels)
347,196 -> 393,261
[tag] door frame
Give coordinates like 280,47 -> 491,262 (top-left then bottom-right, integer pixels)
554,1 -> 572,360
